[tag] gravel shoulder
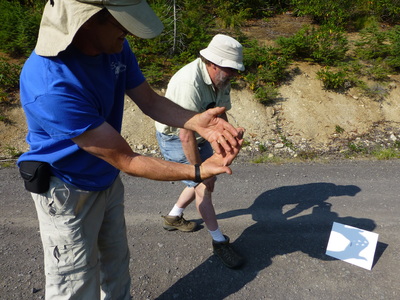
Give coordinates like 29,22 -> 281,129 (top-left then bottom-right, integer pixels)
1,161 -> 399,299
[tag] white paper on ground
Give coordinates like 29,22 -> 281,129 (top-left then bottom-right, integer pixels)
326,222 -> 379,270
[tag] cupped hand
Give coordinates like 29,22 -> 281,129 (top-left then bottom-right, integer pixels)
195,107 -> 241,154
200,131 -> 244,178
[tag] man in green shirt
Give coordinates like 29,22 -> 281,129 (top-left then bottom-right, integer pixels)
156,34 -> 245,269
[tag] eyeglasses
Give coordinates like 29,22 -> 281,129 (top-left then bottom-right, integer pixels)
215,64 -> 239,76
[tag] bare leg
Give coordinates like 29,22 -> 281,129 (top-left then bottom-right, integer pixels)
175,186 -> 196,209
194,183 -> 218,231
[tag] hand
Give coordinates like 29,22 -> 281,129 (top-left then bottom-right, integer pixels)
222,129 -> 244,166
219,127 -> 244,166
194,107 -> 242,154
200,132 -> 244,178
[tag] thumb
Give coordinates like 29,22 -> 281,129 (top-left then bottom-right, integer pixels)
208,106 -> 226,115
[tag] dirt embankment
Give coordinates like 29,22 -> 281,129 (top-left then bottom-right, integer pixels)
119,62 -> 400,160
2,14 -> 400,161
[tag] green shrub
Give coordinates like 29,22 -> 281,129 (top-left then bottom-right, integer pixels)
242,39 -> 290,105
131,0 -> 213,85
355,24 -> 391,60
291,0 -> 356,26
387,26 -> 400,69
370,0 -> 400,24
316,68 -> 352,91
255,84 -> 280,105
276,26 -> 314,59
277,25 -> 348,66
244,39 -> 290,82
210,0 -> 289,20
214,4 -> 252,29
291,0 -> 400,27
0,58 -> 21,89
0,0 -> 43,57
0,58 -> 22,102
366,60 -> 391,81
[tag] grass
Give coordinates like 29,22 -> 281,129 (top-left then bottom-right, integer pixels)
247,135 -> 400,164
4,146 -> 23,158
372,147 -> 400,160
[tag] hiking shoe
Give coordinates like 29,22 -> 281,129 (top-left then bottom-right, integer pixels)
162,214 -> 197,232
212,235 -> 244,269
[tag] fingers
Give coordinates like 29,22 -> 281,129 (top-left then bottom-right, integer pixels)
216,135 -> 235,153
202,131 -> 244,177
198,107 -> 245,154
221,150 -> 237,166
223,129 -> 240,148
207,107 -> 240,138
214,127 -> 245,154
211,140 -> 223,155
210,135 -> 235,155
224,133 -> 244,162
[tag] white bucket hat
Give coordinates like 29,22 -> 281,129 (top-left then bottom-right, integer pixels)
35,0 -> 164,56
199,34 -> 244,71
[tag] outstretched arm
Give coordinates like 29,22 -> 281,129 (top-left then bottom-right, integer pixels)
72,122 -> 243,181
126,81 -> 242,155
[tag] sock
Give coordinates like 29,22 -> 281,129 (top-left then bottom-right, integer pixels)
208,228 -> 226,242
168,204 -> 184,217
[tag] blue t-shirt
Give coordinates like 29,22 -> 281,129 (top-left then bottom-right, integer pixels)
17,40 -> 145,191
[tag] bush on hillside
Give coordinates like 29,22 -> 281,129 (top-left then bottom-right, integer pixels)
291,0 -> 400,27
276,25 -> 349,66
0,0 -> 43,57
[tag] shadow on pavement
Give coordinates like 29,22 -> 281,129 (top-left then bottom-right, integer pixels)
156,182 -> 376,300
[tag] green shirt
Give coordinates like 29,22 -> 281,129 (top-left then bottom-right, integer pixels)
155,58 -> 232,142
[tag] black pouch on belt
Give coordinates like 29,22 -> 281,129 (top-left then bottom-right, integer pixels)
19,161 -> 51,194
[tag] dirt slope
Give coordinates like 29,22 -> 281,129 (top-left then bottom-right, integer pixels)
119,63 -> 400,159
1,14 -> 400,160
2,62 -> 400,160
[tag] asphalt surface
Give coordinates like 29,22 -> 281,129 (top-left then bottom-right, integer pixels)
0,160 -> 399,299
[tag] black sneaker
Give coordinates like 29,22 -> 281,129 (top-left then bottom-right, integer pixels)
212,235 -> 244,269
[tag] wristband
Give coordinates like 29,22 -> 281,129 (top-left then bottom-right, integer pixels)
194,164 -> 202,183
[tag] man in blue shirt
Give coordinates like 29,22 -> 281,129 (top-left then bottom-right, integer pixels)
18,0 -> 244,298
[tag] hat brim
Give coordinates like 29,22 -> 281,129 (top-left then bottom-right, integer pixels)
35,0 -> 163,57
107,1 -> 164,39
200,48 -> 245,71
35,0 -> 103,56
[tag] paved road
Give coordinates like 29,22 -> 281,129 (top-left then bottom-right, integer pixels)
1,160 -> 399,299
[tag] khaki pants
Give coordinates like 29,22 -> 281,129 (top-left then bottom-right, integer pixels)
32,176 -> 131,299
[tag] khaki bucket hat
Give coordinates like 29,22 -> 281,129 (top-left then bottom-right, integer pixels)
199,34 -> 244,71
35,0 -> 164,56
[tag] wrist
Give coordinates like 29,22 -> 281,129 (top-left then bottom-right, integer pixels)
194,164 -> 202,183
